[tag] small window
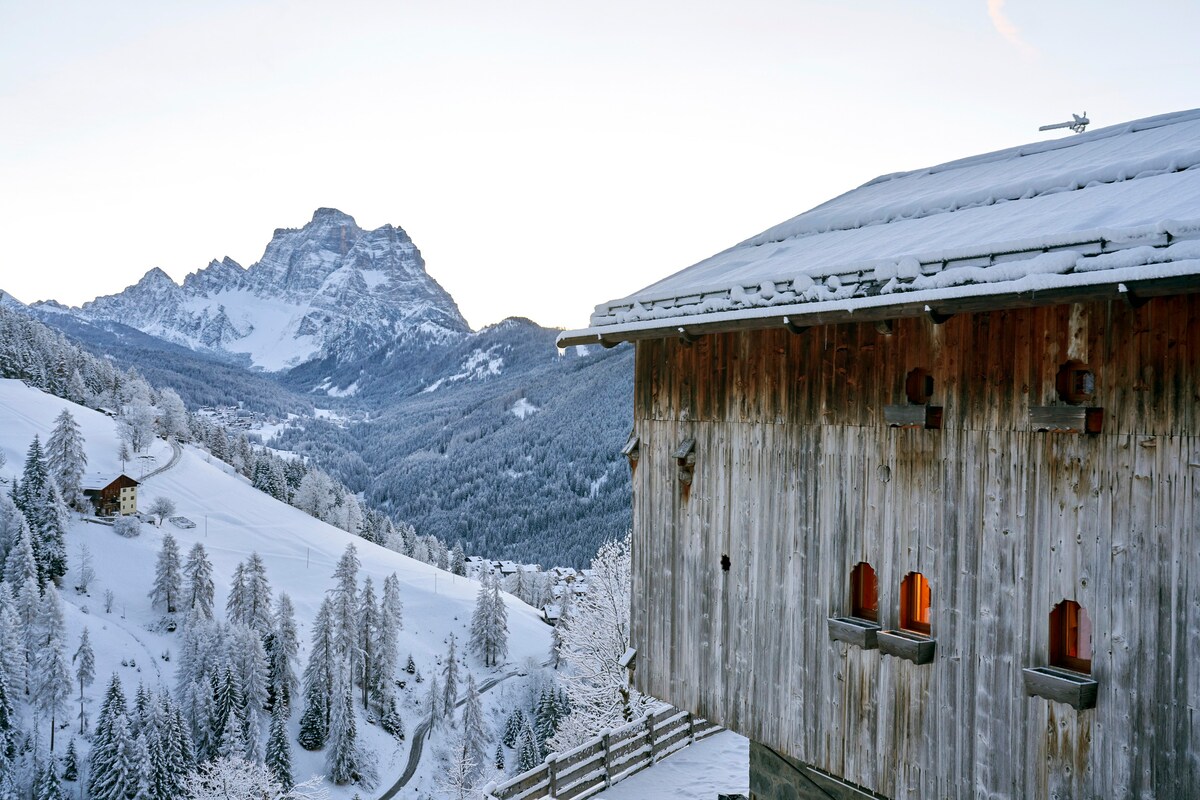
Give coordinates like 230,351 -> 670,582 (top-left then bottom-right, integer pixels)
1055,361 -> 1095,405
904,368 -> 934,405
850,562 -> 878,622
899,572 -> 931,635
1049,600 -> 1092,674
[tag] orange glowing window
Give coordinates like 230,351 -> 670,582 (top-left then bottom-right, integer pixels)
1049,600 -> 1092,674
850,562 -> 878,622
899,572 -> 931,635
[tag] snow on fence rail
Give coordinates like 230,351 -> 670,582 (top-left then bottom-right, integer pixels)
482,707 -> 721,800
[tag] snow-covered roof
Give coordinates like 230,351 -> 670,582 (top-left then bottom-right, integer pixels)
81,472 -> 137,491
559,109 -> 1200,346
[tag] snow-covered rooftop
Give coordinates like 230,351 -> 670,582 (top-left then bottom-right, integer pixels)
559,109 -> 1200,346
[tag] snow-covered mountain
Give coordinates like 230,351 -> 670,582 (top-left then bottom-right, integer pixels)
34,209 -> 470,371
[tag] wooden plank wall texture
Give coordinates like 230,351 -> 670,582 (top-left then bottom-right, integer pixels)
628,295 -> 1199,799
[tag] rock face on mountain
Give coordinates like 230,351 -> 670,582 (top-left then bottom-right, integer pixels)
39,209 -> 469,370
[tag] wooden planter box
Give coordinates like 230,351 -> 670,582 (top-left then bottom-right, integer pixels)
877,629 -> 936,664
883,405 -> 943,430
1022,666 -> 1098,710
827,617 -> 881,649
1029,406 -> 1104,434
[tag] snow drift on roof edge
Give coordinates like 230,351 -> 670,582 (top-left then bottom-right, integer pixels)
579,108 -> 1200,333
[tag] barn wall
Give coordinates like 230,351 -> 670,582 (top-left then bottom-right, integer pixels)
628,296 -> 1200,799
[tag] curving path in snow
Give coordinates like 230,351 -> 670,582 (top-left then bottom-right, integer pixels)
139,439 -> 183,482
378,667 -> 526,800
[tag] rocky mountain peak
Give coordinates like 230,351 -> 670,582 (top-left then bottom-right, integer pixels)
50,209 -> 470,371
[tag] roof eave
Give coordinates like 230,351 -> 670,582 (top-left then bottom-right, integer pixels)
557,272 -> 1200,348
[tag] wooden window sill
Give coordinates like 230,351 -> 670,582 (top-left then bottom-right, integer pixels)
877,629 -> 936,664
883,405 -> 943,430
827,616 -> 881,649
1022,666 -> 1098,710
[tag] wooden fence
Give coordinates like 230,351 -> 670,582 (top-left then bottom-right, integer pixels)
482,707 -> 721,800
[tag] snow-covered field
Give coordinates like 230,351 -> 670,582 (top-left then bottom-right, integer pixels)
0,378 -> 553,798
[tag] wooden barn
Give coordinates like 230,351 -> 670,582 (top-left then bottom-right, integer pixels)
560,110 -> 1200,799
81,472 -> 139,516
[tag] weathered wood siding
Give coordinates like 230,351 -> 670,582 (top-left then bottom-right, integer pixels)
629,296 -> 1200,799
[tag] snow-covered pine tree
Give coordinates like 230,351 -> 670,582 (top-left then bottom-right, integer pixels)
2,517 -> 37,591
0,493 -> 24,578
0,600 -> 23,703
15,576 -> 40,696
266,593 -> 299,715
0,658 -> 14,769
534,688 -> 561,756
229,624 -> 269,757
216,710 -> 243,762
494,741 -> 505,771
225,560 -> 248,625
378,692 -> 404,740
355,576 -> 377,710
370,573 -> 402,717
515,719 -> 540,774
211,664 -> 245,760
325,675 -> 360,785
460,675 -> 488,780
442,634 -> 459,719
34,596 -> 72,750
502,708 -> 524,748
14,436 -> 67,585
61,739 -> 79,782
241,552 -> 273,635
265,703 -> 292,790
329,543 -> 360,675
470,573 -> 509,668
426,673 -> 442,729
34,758 -> 62,800
145,726 -> 174,800
183,543 -> 215,620
450,542 -> 466,576
162,695 -> 195,789
148,532 -> 183,613
298,598 -> 335,750
187,680 -> 216,762
87,675 -> 129,800
405,654 -> 416,674
45,409 -> 86,510
506,568 -> 529,605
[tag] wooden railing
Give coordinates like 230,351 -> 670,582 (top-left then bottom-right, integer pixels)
482,707 -> 721,800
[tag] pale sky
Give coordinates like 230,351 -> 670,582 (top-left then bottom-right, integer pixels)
1,1 -> 1197,330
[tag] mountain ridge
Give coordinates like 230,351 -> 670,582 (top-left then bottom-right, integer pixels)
35,208 -> 470,371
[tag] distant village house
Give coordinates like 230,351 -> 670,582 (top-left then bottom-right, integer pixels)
82,473 -> 139,516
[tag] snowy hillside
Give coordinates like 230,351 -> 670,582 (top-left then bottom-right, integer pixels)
32,209 -> 470,371
0,378 -> 553,798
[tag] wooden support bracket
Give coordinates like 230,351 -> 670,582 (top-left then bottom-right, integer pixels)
783,316 -> 809,335
924,305 -> 954,325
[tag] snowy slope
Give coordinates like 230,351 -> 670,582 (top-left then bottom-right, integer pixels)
0,378 -> 551,797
